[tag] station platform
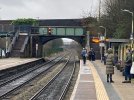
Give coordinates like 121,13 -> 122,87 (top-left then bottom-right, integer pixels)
0,58 -> 38,71
70,60 -> 134,100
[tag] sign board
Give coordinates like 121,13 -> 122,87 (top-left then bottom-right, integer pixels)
99,43 -> 105,47
19,33 -> 28,35
100,36 -> 105,41
36,44 -> 38,50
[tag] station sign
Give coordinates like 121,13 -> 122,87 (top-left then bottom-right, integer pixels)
99,43 -> 105,47
100,36 -> 105,41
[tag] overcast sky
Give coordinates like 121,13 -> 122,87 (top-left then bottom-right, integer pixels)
0,0 -> 99,20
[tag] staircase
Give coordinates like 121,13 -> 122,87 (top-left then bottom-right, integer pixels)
10,35 -> 27,57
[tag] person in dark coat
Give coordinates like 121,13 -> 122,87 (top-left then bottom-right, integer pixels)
81,48 -> 87,65
106,48 -> 114,83
88,50 -> 92,61
91,48 -> 95,61
114,53 -> 118,66
122,49 -> 132,83
88,48 -> 95,61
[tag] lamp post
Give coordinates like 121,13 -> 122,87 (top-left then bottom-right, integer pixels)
99,26 -> 106,40
86,31 -> 90,51
36,17 -> 39,26
0,7 -> 1,20
6,33 -> 8,53
121,9 -> 133,39
5,33 -> 9,57
122,9 -> 134,61
99,26 -> 107,62
30,36 -> 33,57
36,43 -> 38,57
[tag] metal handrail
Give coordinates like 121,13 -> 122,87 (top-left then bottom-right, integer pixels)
7,31 -> 19,56
20,36 -> 29,53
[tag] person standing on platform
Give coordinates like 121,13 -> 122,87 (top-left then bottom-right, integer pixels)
91,48 -> 95,61
88,49 -> 92,61
114,53 -> 118,66
106,48 -> 114,83
81,48 -> 87,65
104,52 -> 108,65
122,49 -> 132,83
88,48 -> 95,61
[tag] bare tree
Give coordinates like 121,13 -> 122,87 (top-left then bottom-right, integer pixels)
100,0 -> 134,38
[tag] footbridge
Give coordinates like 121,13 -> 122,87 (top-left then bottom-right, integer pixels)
0,19 -> 87,58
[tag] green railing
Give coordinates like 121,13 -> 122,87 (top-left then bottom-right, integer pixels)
31,27 -> 86,36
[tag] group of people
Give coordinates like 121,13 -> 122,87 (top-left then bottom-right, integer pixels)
81,47 -> 133,83
81,48 -> 96,65
88,48 -> 96,61
104,48 -> 132,83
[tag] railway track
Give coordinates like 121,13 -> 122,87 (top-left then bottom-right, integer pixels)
30,55 -> 76,100
0,54 -> 68,99
0,58 -> 45,80
0,56 -> 59,87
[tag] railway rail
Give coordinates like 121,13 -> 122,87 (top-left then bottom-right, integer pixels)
0,54 -> 68,99
30,55 -> 76,100
0,57 -> 59,87
0,58 -> 44,80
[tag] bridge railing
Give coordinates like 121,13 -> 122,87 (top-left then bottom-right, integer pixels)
20,36 -> 29,58
6,31 -> 19,57
14,25 -> 32,34
0,24 -> 14,32
0,32 -> 15,38
30,26 -> 86,36
31,27 -> 39,34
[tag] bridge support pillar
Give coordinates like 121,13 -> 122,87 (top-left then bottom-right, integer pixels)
30,36 -> 43,58
30,36 -> 33,57
37,43 -> 43,57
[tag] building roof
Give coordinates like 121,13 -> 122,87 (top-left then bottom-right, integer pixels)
0,19 -> 83,27
38,19 -> 83,26
109,39 -> 130,43
0,20 -> 12,24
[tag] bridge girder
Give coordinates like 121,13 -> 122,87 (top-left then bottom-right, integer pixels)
37,35 -> 86,47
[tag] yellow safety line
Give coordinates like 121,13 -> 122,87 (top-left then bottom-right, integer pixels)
88,61 -> 109,100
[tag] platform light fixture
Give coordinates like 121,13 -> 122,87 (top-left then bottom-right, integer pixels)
121,9 -> 134,61
99,26 -> 107,62
121,9 -> 133,40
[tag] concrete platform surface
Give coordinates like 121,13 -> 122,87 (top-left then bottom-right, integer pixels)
70,60 -> 109,100
70,60 -> 134,100
0,58 -> 38,71
94,60 -> 134,100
